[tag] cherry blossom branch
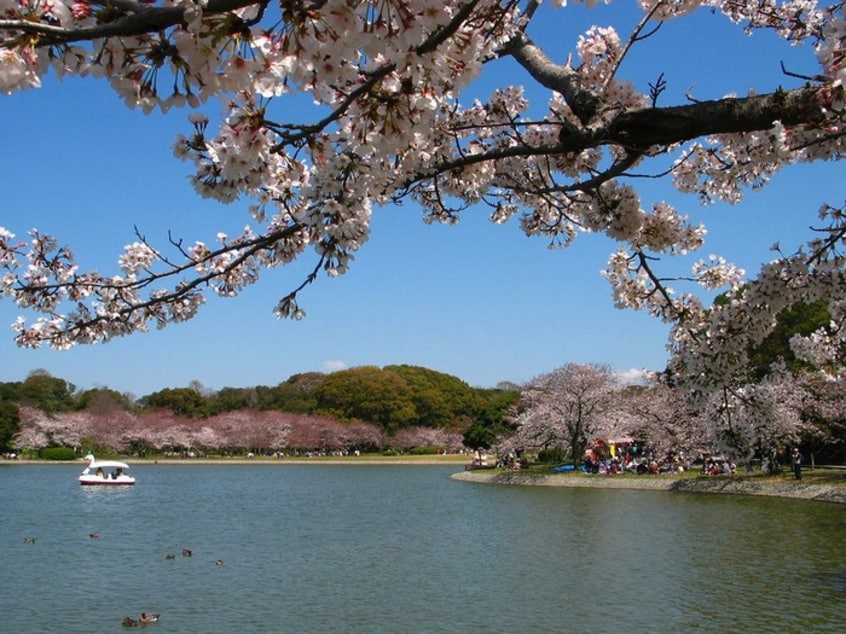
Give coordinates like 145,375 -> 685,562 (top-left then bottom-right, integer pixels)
600,1 -> 665,97
504,30 -> 601,125
7,222 -> 317,345
0,0 -> 264,45
267,0 -> 486,149
0,0 -> 843,376
388,84 -> 832,224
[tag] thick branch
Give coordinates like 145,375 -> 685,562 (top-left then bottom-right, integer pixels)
0,0 -> 263,44
403,85 -> 831,193
602,86 -> 830,151
504,31 -> 601,125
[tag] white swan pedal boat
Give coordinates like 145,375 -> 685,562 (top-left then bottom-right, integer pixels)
79,454 -> 136,486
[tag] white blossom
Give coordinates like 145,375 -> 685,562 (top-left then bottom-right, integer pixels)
0,0 -> 841,400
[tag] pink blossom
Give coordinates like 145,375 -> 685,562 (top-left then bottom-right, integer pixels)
0,0 -> 842,403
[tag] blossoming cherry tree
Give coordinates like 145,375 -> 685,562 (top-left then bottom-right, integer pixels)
0,0 -> 843,392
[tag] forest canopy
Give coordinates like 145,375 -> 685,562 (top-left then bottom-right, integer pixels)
0,365 -> 520,455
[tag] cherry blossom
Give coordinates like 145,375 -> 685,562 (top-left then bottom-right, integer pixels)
692,365 -> 813,468
0,0 -> 842,397
12,405 -> 392,454
624,380 -> 708,456
499,363 -> 623,461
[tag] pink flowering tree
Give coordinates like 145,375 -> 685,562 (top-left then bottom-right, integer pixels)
790,371 -> 846,463
334,420 -> 385,453
284,414 -> 354,454
0,0 -> 844,396
187,425 -> 225,454
205,410 -> 279,454
624,380 -> 707,459
500,363 -> 622,463
84,409 -> 144,453
625,369 -> 815,469
14,405 -> 141,453
15,406 -> 87,451
388,426 -> 464,453
10,403 -> 398,455
694,365 -> 813,471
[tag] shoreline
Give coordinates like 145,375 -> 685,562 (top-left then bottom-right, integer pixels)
1,455 -> 470,466
450,469 -> 846,504
6,458 -> 844,504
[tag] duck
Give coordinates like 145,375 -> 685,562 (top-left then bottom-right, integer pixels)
139,612 -> 160,624
89,532 -> 101,539
181,548 -> 192,557
23,537 -> 36,544
122,616 -> 138,627
215,559 -> 224,566
164,553 -> 175,560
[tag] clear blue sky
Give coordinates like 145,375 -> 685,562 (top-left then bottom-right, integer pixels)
0,4 -> 840,397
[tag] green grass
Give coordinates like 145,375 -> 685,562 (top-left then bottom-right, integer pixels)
771,468 -> 846,486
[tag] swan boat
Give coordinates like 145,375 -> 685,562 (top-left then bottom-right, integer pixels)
79,454 -> 136,486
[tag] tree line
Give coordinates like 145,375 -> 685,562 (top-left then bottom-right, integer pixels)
499,300 -> 846,469
3,298 -> 840,464
0,365 -> 519,457
502,362 -> 846,471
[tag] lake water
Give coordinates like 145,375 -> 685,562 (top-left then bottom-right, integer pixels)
1,463 -> 844,633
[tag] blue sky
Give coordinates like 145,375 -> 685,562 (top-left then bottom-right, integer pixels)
0,4 -> 841,397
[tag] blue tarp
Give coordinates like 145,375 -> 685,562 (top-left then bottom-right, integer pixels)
552,464 -> 576,472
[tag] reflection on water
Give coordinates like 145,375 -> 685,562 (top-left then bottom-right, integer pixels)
1,463 -> 844,633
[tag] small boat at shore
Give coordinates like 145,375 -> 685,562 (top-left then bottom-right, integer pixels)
79,454 -> 135,486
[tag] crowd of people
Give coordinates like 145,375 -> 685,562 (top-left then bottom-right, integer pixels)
582,441 -> 691,475
701,456 -> 738,475
579,442 -> 762,477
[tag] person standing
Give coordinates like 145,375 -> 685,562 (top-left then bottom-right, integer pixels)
792,447 -> 803,480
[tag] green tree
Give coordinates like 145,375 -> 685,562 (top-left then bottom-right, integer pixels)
463,387 -> 520,450
314,366 -> 416,431
75,387 -> 133,412
0,381 -> 22,402
0,400 -> 21,452
210,386 -> 259,413
140,387 -> 210,418
748,300 -> 831,379
384,365 -> 477,428
19,370 -> 75,413
255,373 -> 325,412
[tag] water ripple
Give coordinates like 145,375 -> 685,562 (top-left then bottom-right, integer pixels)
0,464 -> 843,633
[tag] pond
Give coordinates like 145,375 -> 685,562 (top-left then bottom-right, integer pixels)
1,463 -> 843,632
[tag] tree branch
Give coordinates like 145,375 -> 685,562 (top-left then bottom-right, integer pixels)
0,0 -> 264,45
503,31 -> 601,125
396,85 -> 830,195
603,85 -> 831,151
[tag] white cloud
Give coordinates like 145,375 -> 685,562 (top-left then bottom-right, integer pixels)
321,360 -> 347,372
616,368 -> 649,384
